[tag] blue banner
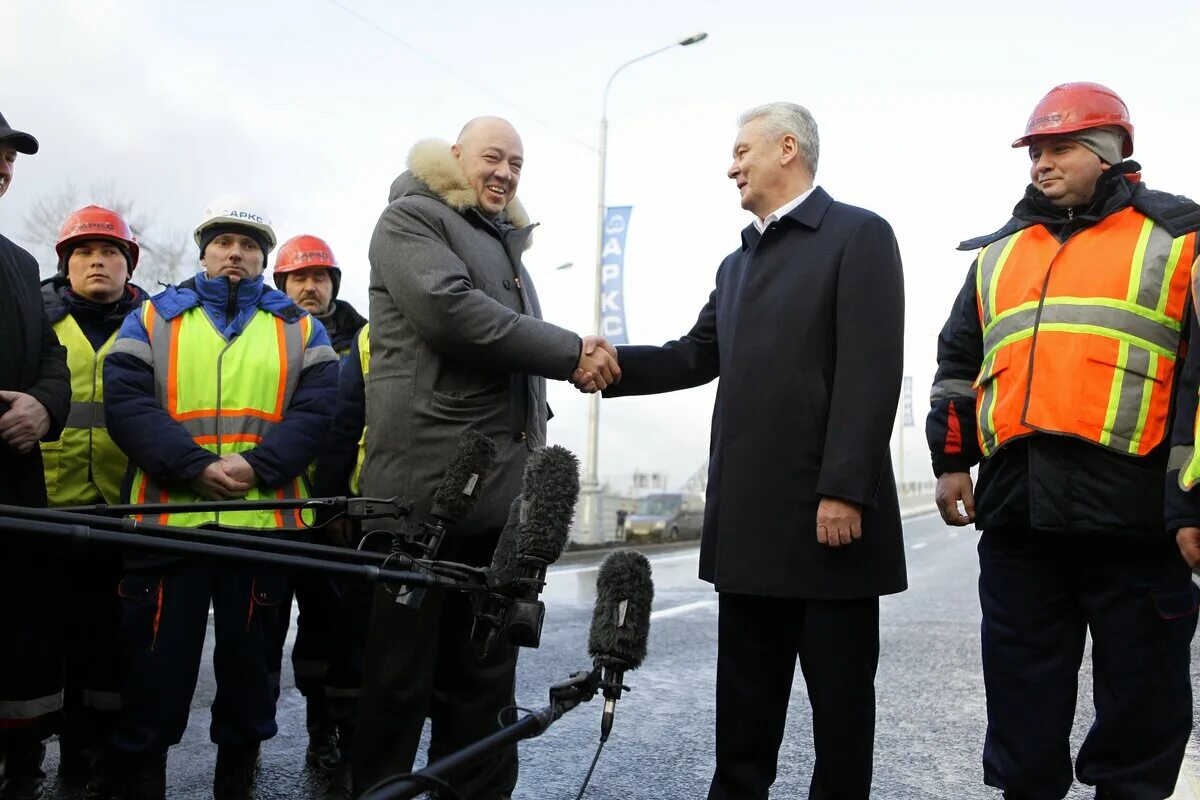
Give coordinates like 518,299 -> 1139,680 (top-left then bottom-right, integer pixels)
600,206 -> 632,345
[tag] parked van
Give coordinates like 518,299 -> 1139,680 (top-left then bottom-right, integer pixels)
623,492 -> 705,543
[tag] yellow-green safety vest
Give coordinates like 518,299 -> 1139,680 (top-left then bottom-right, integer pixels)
40,314 -> 126,506
126,302 -> 325,530
350,323 -> 369,496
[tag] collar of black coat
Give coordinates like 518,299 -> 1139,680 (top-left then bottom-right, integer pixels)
740,186 -> 833,251
40,274 -> 146,326
958,161 -> 1200,251
391,138 -> 531,230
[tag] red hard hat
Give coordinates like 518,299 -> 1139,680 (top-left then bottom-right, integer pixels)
55,205 -> 140,270
275,234 -> 338,274
1012,82 -> 1134,157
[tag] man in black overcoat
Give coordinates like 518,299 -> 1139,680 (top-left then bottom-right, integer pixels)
0,110 -> 71,800
584,101 -> 907,800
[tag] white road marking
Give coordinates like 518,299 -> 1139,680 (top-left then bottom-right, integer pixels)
551,551 -> 698,578
911,542 -> 928,550
650,600 -> 717,621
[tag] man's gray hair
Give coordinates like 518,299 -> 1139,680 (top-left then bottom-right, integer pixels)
737,102 -> 819,176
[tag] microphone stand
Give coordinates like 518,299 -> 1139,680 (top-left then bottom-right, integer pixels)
359,669 -> 603,800
0,504 -> 486,591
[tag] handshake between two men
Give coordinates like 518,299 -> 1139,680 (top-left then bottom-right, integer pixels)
571,335 -> 621,393
564,334 -> 865,550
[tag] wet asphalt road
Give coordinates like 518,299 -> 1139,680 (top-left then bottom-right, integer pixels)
40,512 -> 1200,799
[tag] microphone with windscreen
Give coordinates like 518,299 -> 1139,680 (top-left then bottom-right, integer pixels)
587,549 -> 654,741
394,430 -> 497,609
471,445 -> 579,655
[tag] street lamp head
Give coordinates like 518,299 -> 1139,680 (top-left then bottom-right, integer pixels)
679,32 -> 708,46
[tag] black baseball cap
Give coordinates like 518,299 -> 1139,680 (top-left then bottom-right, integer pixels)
0,111 -> 38,155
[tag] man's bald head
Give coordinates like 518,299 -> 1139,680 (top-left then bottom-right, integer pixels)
452,117 -> 525,217
457,116 -> 522,149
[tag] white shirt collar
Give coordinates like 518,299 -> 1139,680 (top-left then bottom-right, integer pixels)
753,187 -> 816,234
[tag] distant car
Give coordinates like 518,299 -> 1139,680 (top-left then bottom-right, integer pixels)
623,492 -> 705,543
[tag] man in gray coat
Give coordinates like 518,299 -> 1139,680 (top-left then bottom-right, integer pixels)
352,117 -> 618,799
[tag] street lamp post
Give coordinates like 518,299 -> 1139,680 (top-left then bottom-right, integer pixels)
578,32 -> 708,545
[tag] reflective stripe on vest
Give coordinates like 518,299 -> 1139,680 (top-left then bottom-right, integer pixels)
1176,256 -> 1200,489
973,208 -> 1194,458
41,315 -> 125,506
350,323 -> 370,496
128,303 -> 313,530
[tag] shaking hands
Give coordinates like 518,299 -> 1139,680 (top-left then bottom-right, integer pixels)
572,335 -> 621,394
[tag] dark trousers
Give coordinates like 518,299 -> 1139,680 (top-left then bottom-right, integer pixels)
62,550 -> 124,747
708,593 -> 880,800
354,533 -> 518,799
325,572 -> 373,766
978,528 -> 1198,800
0,537 -> 65,745
272,570 -> 336,698
109,560 -> 287,755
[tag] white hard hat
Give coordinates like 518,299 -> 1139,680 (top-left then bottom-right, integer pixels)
194,194 -> 277,252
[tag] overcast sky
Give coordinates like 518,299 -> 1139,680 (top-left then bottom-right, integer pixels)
6,0 -> 1200,492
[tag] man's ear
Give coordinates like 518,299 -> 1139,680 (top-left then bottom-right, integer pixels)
451,143 -> 462,160
778,134 -> 798,167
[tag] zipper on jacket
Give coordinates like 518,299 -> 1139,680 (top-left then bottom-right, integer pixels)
222,276 -> 238,330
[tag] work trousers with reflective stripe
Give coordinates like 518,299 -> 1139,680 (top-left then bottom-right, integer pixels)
61,549 -> 124,748
978,528 -> 1198,800
0,537 -> 65,743
109,559 -> 286,755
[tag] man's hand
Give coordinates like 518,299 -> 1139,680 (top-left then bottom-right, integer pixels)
935,472 -> 975,526
219,453 -> 258,487
1176,527 -> 1200,571
817,497 -> 862,548
572,335 -> 621,393
0,391 -> 51,454
190,461 -> 252,500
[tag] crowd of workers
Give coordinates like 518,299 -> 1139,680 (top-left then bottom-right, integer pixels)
0,78 -> 1199,800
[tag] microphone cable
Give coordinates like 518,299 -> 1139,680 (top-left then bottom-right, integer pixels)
574,738 -> 606,800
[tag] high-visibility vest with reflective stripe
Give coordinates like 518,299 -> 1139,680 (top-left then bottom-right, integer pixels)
40,314 -> 125,506
973,207 -> 1194,457
1174,257 -> 1200,489
129,302 -> 313,529
350,323 -> 370,496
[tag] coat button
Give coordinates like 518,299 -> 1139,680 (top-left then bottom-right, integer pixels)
514,431 -> 527,443
503,279 -> 512,290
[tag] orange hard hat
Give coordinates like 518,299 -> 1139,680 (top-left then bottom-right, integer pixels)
55,205 -> 140,271
273,234 -> 341,296
1012,82 -> 1134,157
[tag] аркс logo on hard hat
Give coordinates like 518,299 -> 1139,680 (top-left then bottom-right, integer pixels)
1029,112 -> 1065,133
223,209 -> 267,224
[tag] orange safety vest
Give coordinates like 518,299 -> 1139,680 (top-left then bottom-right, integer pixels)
973,207 -> 1195,457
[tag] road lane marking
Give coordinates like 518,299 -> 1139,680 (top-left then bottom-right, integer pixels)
551,551 -> 698,578
650,600 -> 717,621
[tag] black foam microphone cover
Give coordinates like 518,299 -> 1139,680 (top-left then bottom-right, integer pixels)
587,549 -> 654,671
430,430 -> 498,523
513,445 -> 580,564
